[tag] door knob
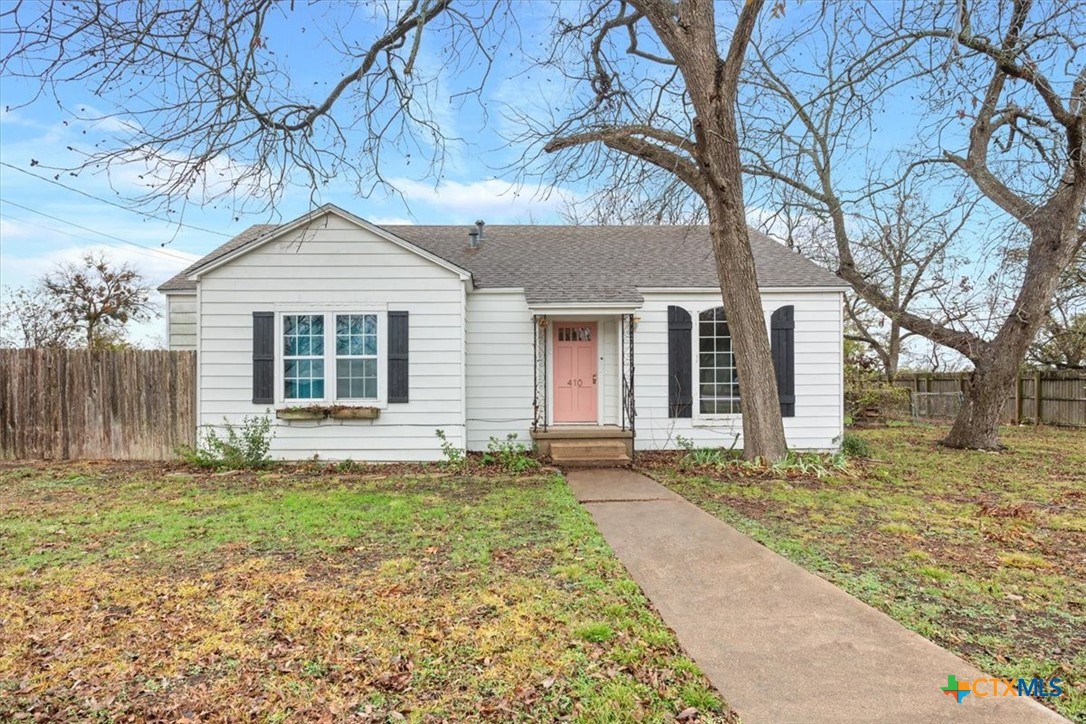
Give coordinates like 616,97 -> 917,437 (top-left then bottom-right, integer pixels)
592,373 -> 597,384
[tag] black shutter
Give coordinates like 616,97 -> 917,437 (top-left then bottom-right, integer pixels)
252,311 -> 275,404
667,305 -> 692,418
771,305 -> 795,417
388,311 -> 409,403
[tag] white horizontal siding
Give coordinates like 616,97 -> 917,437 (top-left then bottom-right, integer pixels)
197,213 -> 466,461
165,293 -> 197,351
633,290 -> 844,452
464,291 -> 535,450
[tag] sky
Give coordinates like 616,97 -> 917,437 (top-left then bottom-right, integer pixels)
0,1 -> 1058,364
0,1 -> 579,345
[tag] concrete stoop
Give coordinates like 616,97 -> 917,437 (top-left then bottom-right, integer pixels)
549,439 -> 631,467
532,425 -> 634,467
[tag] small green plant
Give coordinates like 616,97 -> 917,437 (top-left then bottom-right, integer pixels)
333,458 -> 359,473
435,429 -> 466,469
676,434 -> 739,468
839,432 -> 872,458
574,622 -> 615,643
180,414 -> 275,470
689,447 -> 726,466
483,433 -> 539,473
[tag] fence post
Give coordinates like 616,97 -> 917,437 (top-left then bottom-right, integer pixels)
1015,374 -> 1024,424
1034,369 -> 1043,425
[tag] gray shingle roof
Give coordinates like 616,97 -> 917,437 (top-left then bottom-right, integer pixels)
159,216 -> 846,303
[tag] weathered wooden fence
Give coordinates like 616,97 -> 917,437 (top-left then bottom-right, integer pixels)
0,349 -> 196,460
895,371 -> 1086,427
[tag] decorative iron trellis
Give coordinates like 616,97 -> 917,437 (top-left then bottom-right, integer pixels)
620,313 -> 636,440
532,314 -> 548,432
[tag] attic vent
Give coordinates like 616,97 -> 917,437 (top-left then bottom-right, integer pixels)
468,219 -> 485,248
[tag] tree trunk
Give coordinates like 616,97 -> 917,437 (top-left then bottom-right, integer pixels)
885,320 -> 901,383
699,96 -> 787,461
944,349 -> 1019,449
706,197 -> 789,461
945,219 -> 1083,449
628,0 -> 784,460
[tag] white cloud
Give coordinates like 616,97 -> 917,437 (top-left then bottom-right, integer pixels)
389,177 -> 576,223
368,216 -> 416,226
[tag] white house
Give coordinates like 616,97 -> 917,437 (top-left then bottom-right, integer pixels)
160,204 -> 846,463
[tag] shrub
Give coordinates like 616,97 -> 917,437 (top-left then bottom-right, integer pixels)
840,432 -> 873,458
180,414 -> 275,470
845,382 -> 911,423
435,429 -> 466,469
483,433 -> 539,473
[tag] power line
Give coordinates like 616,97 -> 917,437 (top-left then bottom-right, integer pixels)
0,161 -> 233,238
0,209 -> 197,266
0,198 -> 196,263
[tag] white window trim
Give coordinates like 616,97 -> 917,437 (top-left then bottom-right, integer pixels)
692,305 -> 742,425
276,310 -> 388,408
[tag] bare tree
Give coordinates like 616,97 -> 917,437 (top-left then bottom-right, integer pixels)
742,0 -> 1086,449
42,253 -> 157,349
855,188 -> 976,382
0,286 -> 78,349
0,0 -> 506,213
519,0 -> 788,460
3,0 -> 789,459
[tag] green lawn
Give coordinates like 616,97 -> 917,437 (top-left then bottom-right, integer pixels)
643,425 -> 1086,722
0,462 -> 732,722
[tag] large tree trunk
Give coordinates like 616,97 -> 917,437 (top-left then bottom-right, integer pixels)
690,11 -> 786,462
630,0 -> 785,461
944,348 -> 1020,449
706,195 -> 789,461
945,216 -> 1084,449
699,72 -> 787,462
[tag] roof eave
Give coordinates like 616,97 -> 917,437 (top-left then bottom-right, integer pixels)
189,204 -> 473,283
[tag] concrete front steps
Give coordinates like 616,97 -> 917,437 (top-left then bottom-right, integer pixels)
532,426 -> 633,467
551,439 -> 632,467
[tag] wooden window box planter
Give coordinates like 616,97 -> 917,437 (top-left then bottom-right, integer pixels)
276,406 -> 381,421
329,406 -> 380,420
276,407 -> 328,421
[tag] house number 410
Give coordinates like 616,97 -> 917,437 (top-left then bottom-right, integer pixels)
567,379 -> 584,387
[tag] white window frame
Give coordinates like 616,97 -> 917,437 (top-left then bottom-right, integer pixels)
276,309 -> 388,407
281,312 -> 328,403
693,305 -> 742,421
332,313 -> 381,402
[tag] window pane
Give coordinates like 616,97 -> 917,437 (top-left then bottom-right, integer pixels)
697,306 -> 740,415
336,356 -> 377,399
333,314 -> 378,400
284,314 -> 325,400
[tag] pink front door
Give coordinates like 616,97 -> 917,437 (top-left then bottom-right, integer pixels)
554,322 -> 598,423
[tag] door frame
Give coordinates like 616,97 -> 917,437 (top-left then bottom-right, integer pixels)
547,318 -> 605,426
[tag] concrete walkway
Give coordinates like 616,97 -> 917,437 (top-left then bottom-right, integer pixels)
566,468 -> 1067,724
